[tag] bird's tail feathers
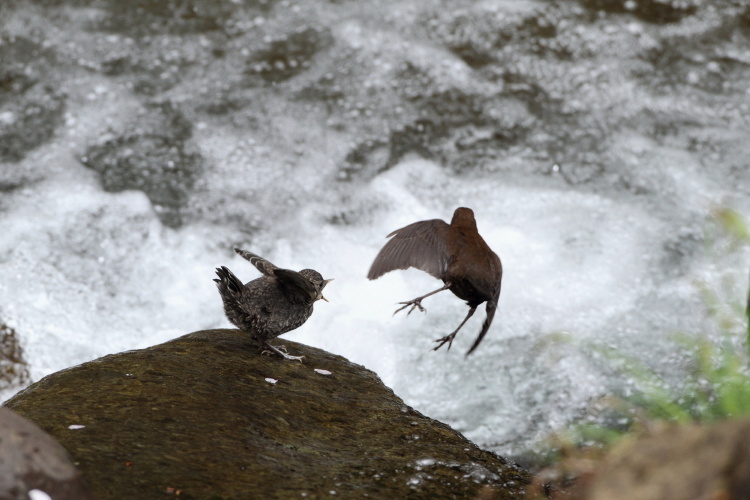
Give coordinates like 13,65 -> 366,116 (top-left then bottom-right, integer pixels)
234,248 -> 278,277
466,286 -> 501,356
214,266 -> 244,295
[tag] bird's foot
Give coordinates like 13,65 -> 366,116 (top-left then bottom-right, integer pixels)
433,333 -> 457,352
262,343 -> 304,362
393,298 -> 426,316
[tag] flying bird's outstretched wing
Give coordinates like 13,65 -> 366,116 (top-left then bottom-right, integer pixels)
367,219 -> 451,281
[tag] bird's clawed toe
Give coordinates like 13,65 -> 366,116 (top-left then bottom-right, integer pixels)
263,343 -> 304,362
433,333 -> 456,352
393,298 -> 426,316
282,353 -> 305,362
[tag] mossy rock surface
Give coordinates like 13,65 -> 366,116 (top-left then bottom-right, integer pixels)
5,329 -> 530,499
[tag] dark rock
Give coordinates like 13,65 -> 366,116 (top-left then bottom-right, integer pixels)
640,11 -> 750,97
340,138 -> 390,181
423,7 -> 559,69
100,52 -> 190,96
0,70 -> 36,105
0,322 -> 29,393
0,37 -> 65,162
196,93 -> 250,116
95,0 -> 242,35
337,65 -> 535,180
245,27 -> 334,85
0,406 -> 95,500
293,71 -> 346,104
4,329 -> 531,499
385,120 -> 444,167
0,86 -> 66,163
573,419 -> 750,500
3,0 -> 746,222
80,101 -> 203,228
0,36 -> 56,105
580,0 -> 699,24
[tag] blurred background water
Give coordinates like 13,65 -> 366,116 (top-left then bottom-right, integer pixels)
1,0 -> 749,457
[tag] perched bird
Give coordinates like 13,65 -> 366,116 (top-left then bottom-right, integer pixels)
214,248 -> 333,361
367,207 -> 502,355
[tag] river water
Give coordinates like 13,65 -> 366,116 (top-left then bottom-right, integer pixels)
0,0 -> 748,456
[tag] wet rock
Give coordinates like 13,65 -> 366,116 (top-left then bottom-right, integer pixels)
641,11 -> 750,97
1,0 -> 746,199
294,71 -> 346,104
573,419 -> 750,500
80,101 -> 203,228
340,138 -> 390,181
0,37 -> 66,162
4,329 -> 530,499
245,27 -> 334,85
196,92 -> 250,116
95,0 -> 244,35
0,322 -> 29,393
100,52 -> 191,96
0,406 -> 95,500
0,36 -> 55,104
338,64 -> 536,180
423,6 -> 560,68
580,0 -> 699,24
0,86 -> 66,163
0,70 -> 36,106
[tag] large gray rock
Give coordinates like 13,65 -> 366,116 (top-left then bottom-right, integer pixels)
4,329 -> 530,499
0,406 -> 95,500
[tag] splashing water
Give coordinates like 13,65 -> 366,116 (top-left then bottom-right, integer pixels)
1,0 -> 749,457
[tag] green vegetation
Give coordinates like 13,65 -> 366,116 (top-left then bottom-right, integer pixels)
534,207 -> 750,475
585,208 -> 750,430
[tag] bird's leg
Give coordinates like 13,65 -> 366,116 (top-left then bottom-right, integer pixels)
262,343 -> 304,362
394,282 -> 452,316
433,305 -> 477,352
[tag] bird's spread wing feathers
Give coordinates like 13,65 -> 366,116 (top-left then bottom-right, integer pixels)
274,269 -> 317,302
235,248 -> 278,277
367,219 -> 451,280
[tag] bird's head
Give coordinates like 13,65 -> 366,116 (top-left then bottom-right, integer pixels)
451,207 -> 477,230
299,269 -> 334,302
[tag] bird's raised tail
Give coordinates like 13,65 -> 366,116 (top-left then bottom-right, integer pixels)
234,248 -> 278,277
214,266 -> 244,296
466,286 -> 501,356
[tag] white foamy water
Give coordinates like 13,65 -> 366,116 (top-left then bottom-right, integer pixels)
1,0 -> 749,458
2,149 -> 748,455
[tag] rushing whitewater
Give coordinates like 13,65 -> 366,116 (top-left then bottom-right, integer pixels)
1,0 -> 748,456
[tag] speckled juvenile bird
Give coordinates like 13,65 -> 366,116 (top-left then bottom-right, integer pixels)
367,207 -> 502,356
214,248 -> 333,361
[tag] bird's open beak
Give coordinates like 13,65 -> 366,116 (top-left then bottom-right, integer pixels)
320,278 -> 334,302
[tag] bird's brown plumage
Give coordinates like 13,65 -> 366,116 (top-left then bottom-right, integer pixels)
367,207 -> 502,355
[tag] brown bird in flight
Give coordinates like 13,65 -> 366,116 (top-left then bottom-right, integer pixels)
367,207 -> 502,355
